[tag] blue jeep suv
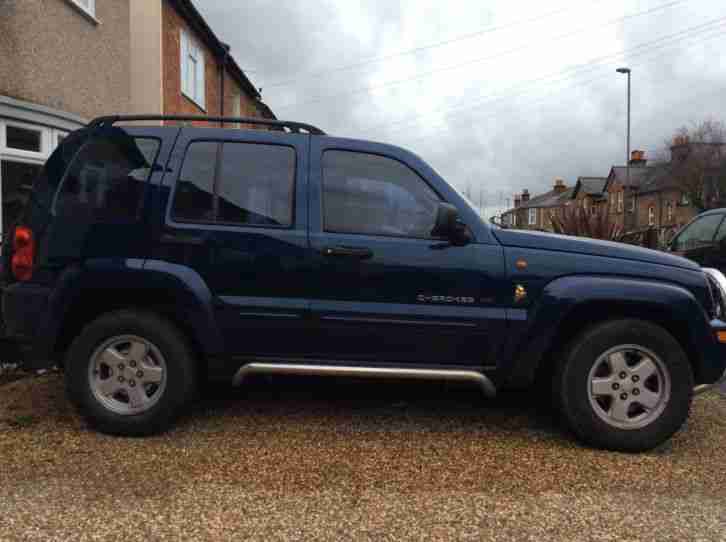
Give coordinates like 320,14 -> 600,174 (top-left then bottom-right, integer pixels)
3,114 -> 726,451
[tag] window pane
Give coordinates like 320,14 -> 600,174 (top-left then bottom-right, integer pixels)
6,125 -> 42,153
1,161 -> 42,237
672,214 -> 724,251
55,133 -> 160,221
322,151 -> 439,238
173,142 -> 218,222
217,143 -> 295,226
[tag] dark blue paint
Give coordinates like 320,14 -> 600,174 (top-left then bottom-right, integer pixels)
3,125 -> 726,388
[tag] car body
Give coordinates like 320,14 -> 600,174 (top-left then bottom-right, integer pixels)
3,115 -> 726,451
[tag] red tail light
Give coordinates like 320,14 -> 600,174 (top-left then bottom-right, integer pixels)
11,226 -> 35,281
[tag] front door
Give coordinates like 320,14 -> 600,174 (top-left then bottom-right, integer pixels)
154,128 -> 312,359
307,139 -> 506,367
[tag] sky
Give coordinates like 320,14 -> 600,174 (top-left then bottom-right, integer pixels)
193,0 -> 726,218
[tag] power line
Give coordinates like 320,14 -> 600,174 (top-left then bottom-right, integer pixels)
357,14 -> 726,138
389,22 -> 726,148
273,0 -> 687,111
261,1 -> 601,90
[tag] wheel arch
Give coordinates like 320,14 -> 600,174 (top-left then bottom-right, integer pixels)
501,275 -> 714,388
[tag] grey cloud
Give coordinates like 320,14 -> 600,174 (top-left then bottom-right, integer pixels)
194,0 -> 726,217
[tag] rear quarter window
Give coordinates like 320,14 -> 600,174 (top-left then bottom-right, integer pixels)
52,131 -> 160,221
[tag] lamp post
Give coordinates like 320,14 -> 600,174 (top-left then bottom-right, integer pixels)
617,67 -> 631,222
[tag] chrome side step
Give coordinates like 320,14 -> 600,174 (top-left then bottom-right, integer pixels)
232,363 -> 496,397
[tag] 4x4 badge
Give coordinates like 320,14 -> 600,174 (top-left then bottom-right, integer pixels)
417,294 -> 475,304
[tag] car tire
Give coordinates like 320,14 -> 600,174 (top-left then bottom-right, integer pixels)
65,310 -> 197,436
555,319 -> 693,452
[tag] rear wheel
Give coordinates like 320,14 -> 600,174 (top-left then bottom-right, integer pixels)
65,310 -> 197,436
555,319 -> 693,452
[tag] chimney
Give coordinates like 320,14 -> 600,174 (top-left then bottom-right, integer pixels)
629,150 -> 647,167
553,178 -> 566,194
521,189 -> 530,203
514,195 -> 521,208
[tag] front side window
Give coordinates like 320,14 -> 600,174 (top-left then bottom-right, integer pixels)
54,133 -> 160,221
322,151 -> 440,238
180,30 -> 205,109
172,141 -> 295,227
528,208 -> 536,225
671,214 -> 725,252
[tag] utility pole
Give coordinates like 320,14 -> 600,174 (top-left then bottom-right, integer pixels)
617,67 -> 632,227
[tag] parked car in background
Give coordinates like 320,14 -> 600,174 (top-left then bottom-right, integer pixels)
669,208 -> 726,271
2,115 -> 726,452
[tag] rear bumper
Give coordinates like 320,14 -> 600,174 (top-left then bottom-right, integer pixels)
1,282 -> 54,369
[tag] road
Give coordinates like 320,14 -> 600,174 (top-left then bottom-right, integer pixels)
1,373 -> 725,541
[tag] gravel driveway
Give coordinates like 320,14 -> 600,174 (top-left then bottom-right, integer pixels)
1,374 -> 725,541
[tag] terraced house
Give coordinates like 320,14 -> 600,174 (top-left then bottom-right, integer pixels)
0,0 -> 272,238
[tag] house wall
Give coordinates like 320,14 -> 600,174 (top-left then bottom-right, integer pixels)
161,0 -> 259,126
0,0 -> 130,119
130,0 -> 163,116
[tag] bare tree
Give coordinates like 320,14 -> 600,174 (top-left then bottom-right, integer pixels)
668,119 -> 726,211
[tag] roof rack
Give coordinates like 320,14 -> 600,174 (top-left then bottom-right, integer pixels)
87,115 -> 325,135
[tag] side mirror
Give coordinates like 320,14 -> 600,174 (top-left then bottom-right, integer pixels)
432,202 -> 472,245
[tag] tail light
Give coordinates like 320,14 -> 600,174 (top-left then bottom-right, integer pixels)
11,226 -> 35,281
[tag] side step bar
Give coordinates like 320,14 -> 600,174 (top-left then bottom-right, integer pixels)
232,363 -> 496,397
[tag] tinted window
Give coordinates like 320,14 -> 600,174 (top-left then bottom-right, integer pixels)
172,142 -> 218,222
54,133 -> 160,221
172,141 -> 295,227
217,143 -> 295,227
672,214 -> 725,251
322,151 -> 440,238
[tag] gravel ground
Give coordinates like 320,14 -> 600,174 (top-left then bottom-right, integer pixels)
1,374 -> 725,541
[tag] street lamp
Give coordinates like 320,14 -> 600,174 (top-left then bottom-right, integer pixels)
617,67 -> 632,216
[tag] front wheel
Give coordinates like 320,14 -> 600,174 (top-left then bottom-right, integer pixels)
65,310 -> 197,436
555,319 -> 693,452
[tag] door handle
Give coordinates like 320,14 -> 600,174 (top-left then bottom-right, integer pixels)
322,245 -> 374,259
159,232 -> 206,246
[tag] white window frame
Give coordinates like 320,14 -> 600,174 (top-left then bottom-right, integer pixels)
681,192 -> 690,205
666,201 -> 674,222
617,191 -> 623,213
628,196 -> 635,213
0,120 -> 51,161
180,30 -> 206,110
648,206 -> 655,226
528,208 -> 537,226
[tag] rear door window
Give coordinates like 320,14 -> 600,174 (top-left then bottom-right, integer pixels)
53,132 -> 160,221
172,141 -> 296,228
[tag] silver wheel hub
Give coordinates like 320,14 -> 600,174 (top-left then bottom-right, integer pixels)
587,345 -> 671,430
88,335 -> 167,416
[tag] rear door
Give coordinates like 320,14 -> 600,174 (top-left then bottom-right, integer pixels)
152,128 -> 312,358
306,137 -> 507,367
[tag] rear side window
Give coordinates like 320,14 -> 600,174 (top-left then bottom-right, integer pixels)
172,141 -> 296,227
53,133 -> 160,221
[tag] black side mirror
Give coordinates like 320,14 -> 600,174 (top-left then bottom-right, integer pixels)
432,202 -> 472,245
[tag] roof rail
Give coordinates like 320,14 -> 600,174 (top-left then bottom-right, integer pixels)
87,115 -> 325,135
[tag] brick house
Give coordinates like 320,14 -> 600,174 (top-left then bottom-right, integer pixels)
604,150 -> 698,237
571,177 -> 607,216
133,0 -> 272,126
502,179 -> 573,231
0,0 -> 272,237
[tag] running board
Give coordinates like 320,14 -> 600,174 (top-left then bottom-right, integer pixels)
231,363 -> 496,397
